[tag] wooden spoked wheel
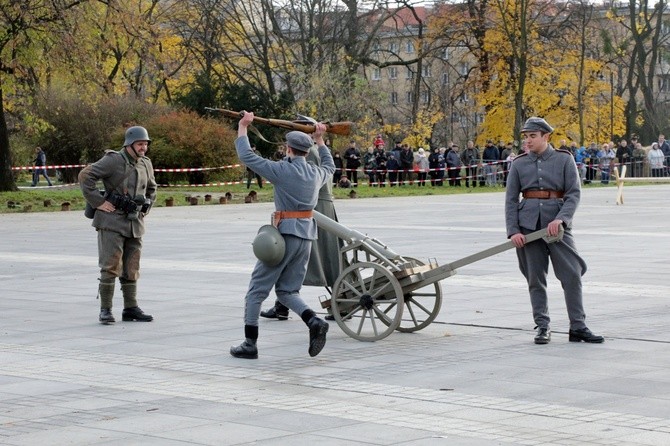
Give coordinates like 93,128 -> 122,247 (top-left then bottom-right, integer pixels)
394,257 -> 443,333
331,262 -> 404,342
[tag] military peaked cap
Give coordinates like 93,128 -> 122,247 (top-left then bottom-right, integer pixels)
521,117 -> 554,134
285,131 -> 314,152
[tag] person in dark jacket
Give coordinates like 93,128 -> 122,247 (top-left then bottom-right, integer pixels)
428,147 -> 443,186
584,143 -> 599,184
446,145 -> 462,186
482,140 -> 500,186
344,140 -> 361,186
460,141 -> 479,188
386,154 -> 401,186
399,144 -> 414,185
374,146 -> 387,187
31,147 -> 53,187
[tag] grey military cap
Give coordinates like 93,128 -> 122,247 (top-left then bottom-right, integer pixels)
285,131 -> 314,152
521,117 -> 554,134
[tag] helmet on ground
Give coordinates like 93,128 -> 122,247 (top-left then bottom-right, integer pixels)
252,225 -> 286,266
123,126 -> 151,147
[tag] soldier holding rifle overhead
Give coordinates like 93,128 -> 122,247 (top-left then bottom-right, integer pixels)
505,117 -> 603,345
230,111 -> 334,359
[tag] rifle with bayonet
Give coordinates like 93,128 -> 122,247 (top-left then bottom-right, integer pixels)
205,107 -> 354,136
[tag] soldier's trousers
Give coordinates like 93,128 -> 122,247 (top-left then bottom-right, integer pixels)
97,229 -> 142,281
516,227 -> 588,330
244,235 -> 312,326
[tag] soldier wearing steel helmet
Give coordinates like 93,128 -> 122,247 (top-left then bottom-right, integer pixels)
505,117 -> 603,345
79,126 -> 157,325
230,111 -> 334,360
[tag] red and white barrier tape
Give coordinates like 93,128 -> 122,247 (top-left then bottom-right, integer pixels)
12,163 -> 244,172
154,164 -> 242,173
12,164 -> 88,171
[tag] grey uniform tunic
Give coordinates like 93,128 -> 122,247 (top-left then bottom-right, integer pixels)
504,145 -> 588,330
236,136 -> 335,326
79,149 -> 157,281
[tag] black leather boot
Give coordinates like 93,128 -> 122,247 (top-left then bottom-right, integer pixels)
260,301 -> 289,320
307,317 -> 329,357
122,306 -> 153,322
99,308 -> 115,325
534,327 -> 551,344
569,327 -> 604,343
230,339 -> 258,359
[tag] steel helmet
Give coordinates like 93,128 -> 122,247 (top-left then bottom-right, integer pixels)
252,225 -> 286,266
123,126 -> 151,147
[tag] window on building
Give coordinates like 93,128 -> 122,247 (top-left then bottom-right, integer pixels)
451,112 -> 460,123
372,41 -> 381,52
406,67 -> 414,80
443,47 -> 450,60
389,41 -> 399,53
372,68 -> 381,81
660,75 -> 670,92
442,72 -> 449,85
406,41 -> 415,54
458,92 -> 469,103
391,92 -> 398,105
459,62 -> 469,76
421,90 -> 431,104
422,65 -> 432,78
389,66 -> 398,79
406,91 -> 414,104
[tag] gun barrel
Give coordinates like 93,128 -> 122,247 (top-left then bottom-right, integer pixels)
313,210 -> 401,261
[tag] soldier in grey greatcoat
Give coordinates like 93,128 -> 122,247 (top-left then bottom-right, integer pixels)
505,117 -> 603,345
260,144 -> 343,321
230,111 -> 334,360
79,126 -> 157,324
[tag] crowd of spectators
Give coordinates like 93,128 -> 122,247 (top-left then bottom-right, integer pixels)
329,134 -> 670,188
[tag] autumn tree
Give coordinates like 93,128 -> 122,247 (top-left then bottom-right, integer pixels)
0,0 -> 89,192
605,1 -> 670,140
52,0 -> 183,102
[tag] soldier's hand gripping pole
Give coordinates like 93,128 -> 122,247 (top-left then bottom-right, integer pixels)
205,108 -> 354,136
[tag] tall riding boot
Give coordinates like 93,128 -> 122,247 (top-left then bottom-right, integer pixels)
98,279 -> 116,324
120,280 -> 153,322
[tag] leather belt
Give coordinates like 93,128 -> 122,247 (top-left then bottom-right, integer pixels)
272,210 -> 314,227
522,190 -> 564,199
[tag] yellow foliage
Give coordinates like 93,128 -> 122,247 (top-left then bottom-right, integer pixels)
403,108 -> 444,148
475,0 -> 626,146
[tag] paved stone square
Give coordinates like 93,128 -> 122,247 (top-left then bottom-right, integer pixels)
1,185 -> 669,445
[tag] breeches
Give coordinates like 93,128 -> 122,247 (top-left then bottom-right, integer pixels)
244,235 -> 312,326
98,229 -> 142,281
516,228 -> 587,330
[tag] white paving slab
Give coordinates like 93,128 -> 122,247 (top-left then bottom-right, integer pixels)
1,185 -> 669,445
